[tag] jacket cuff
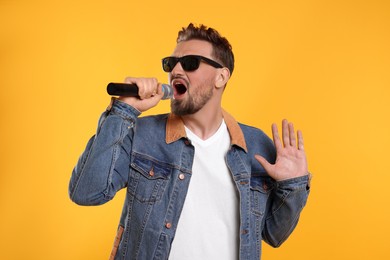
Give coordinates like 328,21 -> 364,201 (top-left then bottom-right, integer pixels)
276,173 -> 312,191
107,97 -> 141,121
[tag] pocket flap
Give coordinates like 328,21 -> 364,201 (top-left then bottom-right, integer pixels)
131,155 -> 172,180
250,176 -> 275,193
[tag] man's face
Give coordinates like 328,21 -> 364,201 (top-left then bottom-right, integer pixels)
168,39 -> 220,116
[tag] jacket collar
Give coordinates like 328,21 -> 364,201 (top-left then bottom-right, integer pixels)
165,109 -> 248,153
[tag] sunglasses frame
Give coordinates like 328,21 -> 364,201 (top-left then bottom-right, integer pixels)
162,55 -> 224,72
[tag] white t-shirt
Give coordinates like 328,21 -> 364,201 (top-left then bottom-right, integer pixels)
169,120 -> 239,260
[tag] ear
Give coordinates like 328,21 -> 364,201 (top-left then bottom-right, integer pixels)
215,68 -> 231,89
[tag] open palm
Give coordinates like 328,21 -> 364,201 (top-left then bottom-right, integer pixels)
255,119 -> 308,181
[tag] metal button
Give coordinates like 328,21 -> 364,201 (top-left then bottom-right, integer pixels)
149,169 -> 154,177
184,139 -> 191,145
165,222 -> 172,229
178,174 -> 185,180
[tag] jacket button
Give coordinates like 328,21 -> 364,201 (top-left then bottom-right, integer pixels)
149,169 -> 154,177
165,222 -> 172,229
184,139 -> 191,145
178,174 -> 185,180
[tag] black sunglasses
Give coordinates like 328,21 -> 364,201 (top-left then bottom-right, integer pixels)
162,55 -> 223,72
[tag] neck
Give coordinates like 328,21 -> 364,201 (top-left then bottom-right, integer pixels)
181,101 -> 223,141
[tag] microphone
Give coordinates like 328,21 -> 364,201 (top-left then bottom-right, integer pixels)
107,82 -> 173,100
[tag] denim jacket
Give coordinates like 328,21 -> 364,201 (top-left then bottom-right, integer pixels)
69,99 -> 310,260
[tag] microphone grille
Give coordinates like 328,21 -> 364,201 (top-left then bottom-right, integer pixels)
161,84 -> 173,100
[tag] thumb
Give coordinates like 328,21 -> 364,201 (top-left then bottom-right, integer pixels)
254,155 -> 272,173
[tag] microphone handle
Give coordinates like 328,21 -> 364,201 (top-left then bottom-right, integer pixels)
107,82 -> 173,100
107,83 -> 139,97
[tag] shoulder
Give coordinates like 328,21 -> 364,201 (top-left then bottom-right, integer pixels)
135,113 -> 169,135
238,122 -> 276,163
238,123 -> 273,147
137,113 -> 169,123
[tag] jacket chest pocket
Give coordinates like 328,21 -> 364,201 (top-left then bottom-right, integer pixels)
128,155 -> 172,203
250,176 -> 274,216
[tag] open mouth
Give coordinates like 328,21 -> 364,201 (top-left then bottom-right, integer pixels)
172,79 -> 188,97
174,83 -> 187,95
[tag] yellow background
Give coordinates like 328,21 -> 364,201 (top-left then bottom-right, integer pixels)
1,0 -> 389,259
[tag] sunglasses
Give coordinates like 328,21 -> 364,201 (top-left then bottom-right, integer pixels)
162,55 -> 224,72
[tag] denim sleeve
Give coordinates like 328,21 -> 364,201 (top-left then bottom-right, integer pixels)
262,174 -> 311,247
68,98 -> 141,206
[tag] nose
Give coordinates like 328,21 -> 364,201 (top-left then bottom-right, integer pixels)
170,60 -> 185,76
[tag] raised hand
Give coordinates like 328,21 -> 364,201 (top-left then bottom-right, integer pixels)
255,119 -> 308,181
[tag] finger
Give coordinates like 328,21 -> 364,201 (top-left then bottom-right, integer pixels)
288,122 -> 296,147
124,77 -> 146,99
297,130 -> 304,150
143,78 -> 158,99
254,155 -> 272,173
271,123 -> 283,150
148,84 -> 164,102
282,119 -> 290,147
156,83 -> 164,97
138,78 -> 158,99
124,76 -> 135,83
150,78 -> 158,96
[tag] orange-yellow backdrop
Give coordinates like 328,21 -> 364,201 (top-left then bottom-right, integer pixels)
1,0 -> 389,259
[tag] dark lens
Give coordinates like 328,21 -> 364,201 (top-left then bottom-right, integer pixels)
162,57 -> 178,72
162,58 -> 171,72
181,56 -> 201,71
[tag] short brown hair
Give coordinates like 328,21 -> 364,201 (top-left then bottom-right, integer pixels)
177,23 -> 234,75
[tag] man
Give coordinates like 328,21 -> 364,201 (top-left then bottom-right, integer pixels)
69,23 -> 311,260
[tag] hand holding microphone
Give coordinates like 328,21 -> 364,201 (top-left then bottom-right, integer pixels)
107,77 -> 172,112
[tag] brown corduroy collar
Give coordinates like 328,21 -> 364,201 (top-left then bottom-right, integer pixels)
165,109 -> 248,153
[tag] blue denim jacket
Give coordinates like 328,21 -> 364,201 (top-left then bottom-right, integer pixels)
69,99 -> 310,260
